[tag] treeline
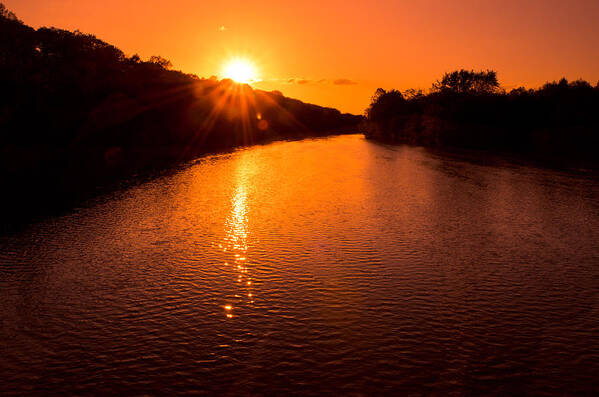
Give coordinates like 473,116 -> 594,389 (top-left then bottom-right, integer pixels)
0,4 -> 361,226
365,69 -> 599,163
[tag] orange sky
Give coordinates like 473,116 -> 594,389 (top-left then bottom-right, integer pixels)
6,0 -> 599,114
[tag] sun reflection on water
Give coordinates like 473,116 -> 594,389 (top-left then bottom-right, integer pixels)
227,185 -> 249,252
220,154 -> 259,317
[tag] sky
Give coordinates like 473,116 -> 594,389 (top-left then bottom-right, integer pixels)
5,0 -> 599,114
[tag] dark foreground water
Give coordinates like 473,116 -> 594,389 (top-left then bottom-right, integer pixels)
1,135 -> 598,395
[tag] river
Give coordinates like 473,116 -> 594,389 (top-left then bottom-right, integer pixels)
1,134 -> 598,395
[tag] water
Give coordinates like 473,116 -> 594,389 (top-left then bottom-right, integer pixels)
1,134 -> 598,395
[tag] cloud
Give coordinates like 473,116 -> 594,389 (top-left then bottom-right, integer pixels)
281,78 -> 358,86
333,78 -> 357,85
286,78 -> 311,84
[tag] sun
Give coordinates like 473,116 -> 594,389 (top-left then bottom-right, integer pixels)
221,58 -> 258,84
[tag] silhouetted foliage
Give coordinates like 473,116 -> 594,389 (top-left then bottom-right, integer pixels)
0,3 -> 19,21
0,3 -> 362,227
432,69 -> 500,94
149,55 -> 172,69
365,70 -> 599,164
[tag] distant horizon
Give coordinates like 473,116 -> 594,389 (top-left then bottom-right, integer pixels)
5,0 -> 599,114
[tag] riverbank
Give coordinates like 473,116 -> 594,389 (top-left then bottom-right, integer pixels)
1,130 -> 360,233
364,128 -> 599,174
364,71 -> 599,167
1,8 -> 363,231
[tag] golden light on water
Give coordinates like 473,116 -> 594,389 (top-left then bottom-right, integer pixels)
220,153 -> 261,318
221,58 -> 258,84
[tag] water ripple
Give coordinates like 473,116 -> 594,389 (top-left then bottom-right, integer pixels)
1,135 -> 598,395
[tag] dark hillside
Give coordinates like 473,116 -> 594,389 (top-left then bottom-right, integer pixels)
0,4 -> 362,228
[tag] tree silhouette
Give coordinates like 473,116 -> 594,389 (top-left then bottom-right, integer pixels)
365,69 -> 599,161
0,3 -> 19,21
432,69 -> 500,94
149,55 -> 172,69
366,89 -> 405,122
